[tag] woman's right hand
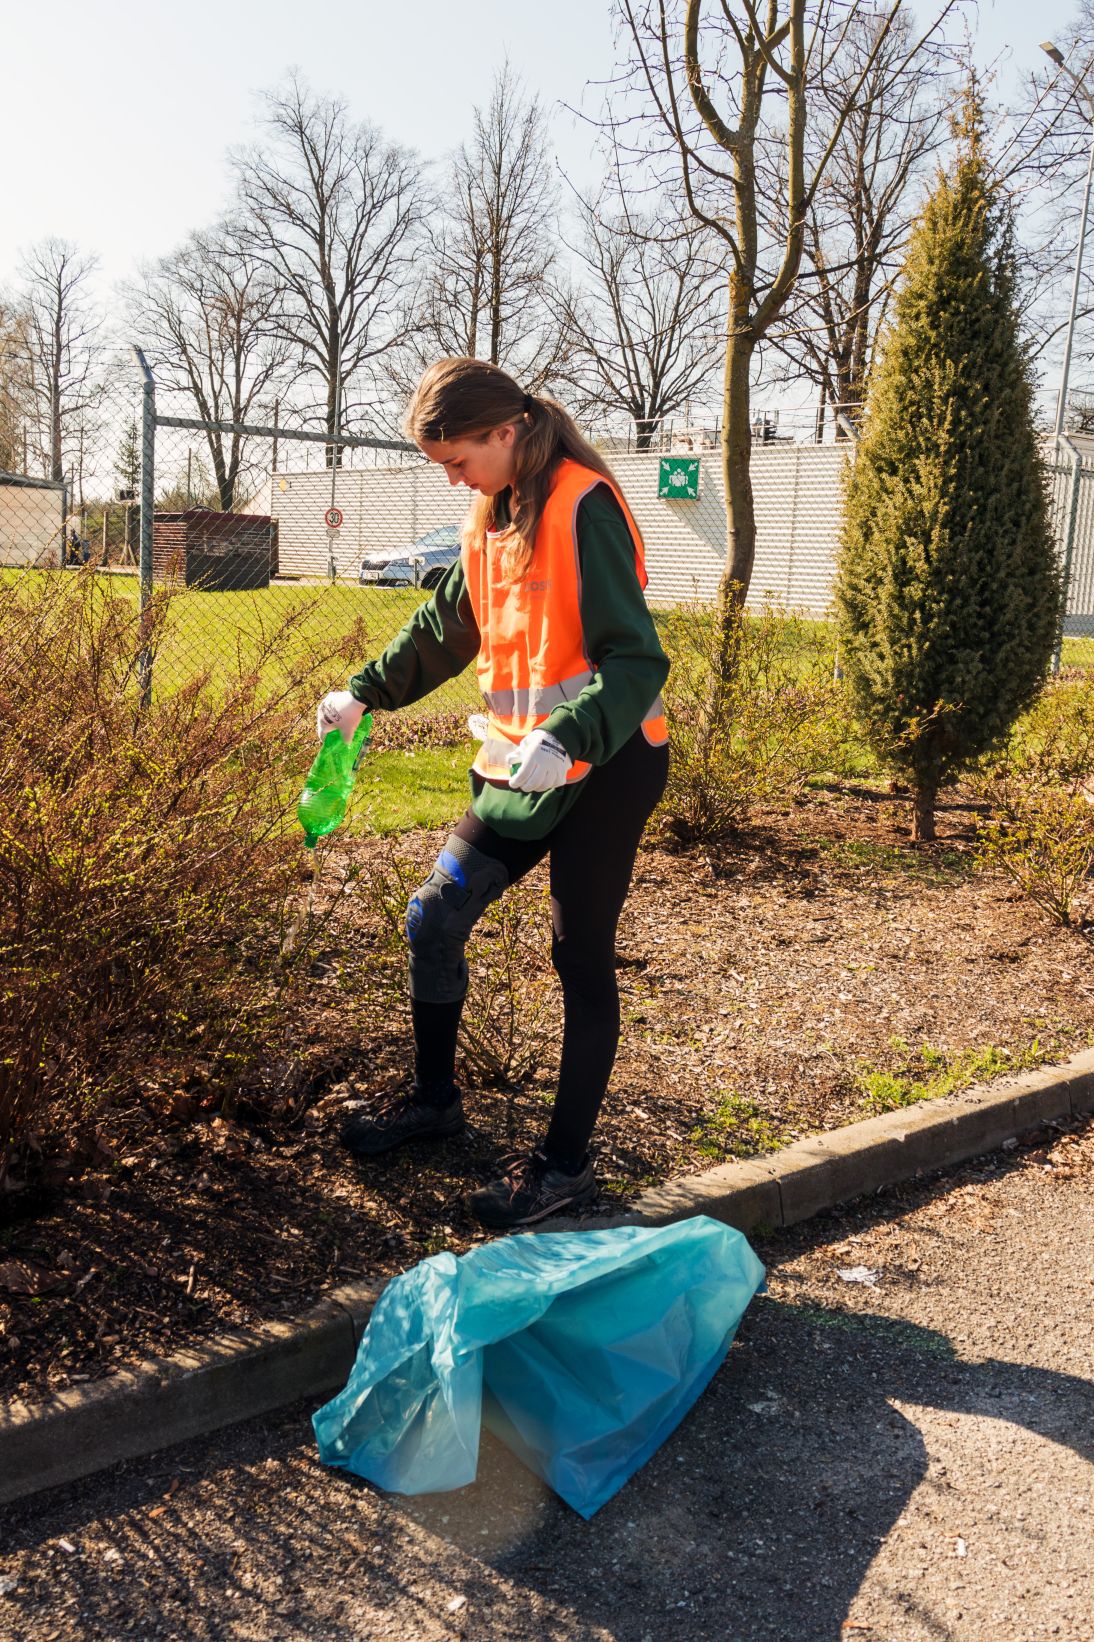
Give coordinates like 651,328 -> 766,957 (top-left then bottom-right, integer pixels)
316,689 -> 367,744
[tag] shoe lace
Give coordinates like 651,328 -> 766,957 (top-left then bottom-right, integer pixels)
368,1088 -> 417,1120
494,1150 -> 545,1199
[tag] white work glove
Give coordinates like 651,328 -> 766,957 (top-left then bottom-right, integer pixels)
467,712 -> 489,741
507,729 -> 572,792
316,689 -> 366,744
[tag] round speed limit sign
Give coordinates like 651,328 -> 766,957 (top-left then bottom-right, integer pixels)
324,505 -> 344,529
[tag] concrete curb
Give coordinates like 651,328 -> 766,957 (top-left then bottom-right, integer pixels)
0,1281 -> 379,1511
3,1049 -> 1093,1510
632,1046 -> 1094,1230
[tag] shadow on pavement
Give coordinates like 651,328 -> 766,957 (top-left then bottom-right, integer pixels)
3,1291 -> 1090,1640
386,1293 -> 1093,1640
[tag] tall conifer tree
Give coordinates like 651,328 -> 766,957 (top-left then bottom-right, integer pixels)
836,95 -> 1062,841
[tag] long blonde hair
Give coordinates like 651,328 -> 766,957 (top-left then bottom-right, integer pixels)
404,357 -> 626,581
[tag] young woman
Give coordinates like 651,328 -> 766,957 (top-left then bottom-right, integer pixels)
316,357 -> 669,1229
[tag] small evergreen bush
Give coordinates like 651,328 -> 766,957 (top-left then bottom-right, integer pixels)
837,98 -> 1062,841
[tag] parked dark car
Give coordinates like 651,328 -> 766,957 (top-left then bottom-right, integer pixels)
358,524 -> 461,589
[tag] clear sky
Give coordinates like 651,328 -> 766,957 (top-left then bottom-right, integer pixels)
0,0 -> 1084,297
3,0 -> 616,292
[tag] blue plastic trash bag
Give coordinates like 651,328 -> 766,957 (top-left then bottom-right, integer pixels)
313,1215 -> 765,1519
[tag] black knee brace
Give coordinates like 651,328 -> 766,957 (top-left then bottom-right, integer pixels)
406,835 -> 509,1004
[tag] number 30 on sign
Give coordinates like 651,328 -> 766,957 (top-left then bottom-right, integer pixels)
325,506 -> 344,529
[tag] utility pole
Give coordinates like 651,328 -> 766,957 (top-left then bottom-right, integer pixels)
1042,43 -> 1094,437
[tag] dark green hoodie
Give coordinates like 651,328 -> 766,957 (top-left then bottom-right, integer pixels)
348,482 -> 668,838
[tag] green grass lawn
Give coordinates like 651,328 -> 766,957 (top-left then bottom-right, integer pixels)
278,742 -> 475,843
344,742 -> 475,835
9,566 -> 1094,843
12,567 -> 1091,694
3,567 -> 479,711
1062,634 -> 1094,670
126,576 -> 430,697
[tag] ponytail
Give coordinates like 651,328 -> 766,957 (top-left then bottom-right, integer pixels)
405,357 -> 629,581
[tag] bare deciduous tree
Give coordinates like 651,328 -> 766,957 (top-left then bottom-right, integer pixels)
17,238 -> 102,485
1001,14 -> 1094,411
615,0 -> 959,605
407,62 -> 564,390
555,180 -> 724,447
765,9 -> 960,437
0,299 -> 32,473
126,226 -> 292,510
233,74 -> 423,459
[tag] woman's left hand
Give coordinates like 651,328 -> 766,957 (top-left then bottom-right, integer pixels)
507,730 -> 572,792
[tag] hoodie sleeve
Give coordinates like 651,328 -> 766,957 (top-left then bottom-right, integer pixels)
347,557 -> 480,711
540,484 -> 669,765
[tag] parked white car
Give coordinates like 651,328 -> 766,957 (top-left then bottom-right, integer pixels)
358,524 -> 461,589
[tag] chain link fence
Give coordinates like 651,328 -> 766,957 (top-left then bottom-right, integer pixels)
0,347 -> 482,716
2,348 -> 1092,718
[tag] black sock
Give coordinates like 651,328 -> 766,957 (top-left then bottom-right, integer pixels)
414,1076 -> 459,1109
540,1146 -> 589,1177
411,995 -> 464,1104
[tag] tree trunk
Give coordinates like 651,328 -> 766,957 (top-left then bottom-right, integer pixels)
325,369 -> 341,470
911,780 -> 937,843
489,245 -> 503,365
834,351 -> 854,437
50,292 -> 64,485
719,281 -> 757,611
325,321 -> 342,469
467,270 -> 479,356
208,434 -> 233,512
814,374 -> 828,444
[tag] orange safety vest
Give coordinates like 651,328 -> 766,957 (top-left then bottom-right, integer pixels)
461,458 -> 669,786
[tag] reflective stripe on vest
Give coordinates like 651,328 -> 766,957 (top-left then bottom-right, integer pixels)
462,458 -> 659,786
482,669 -> 596,719
642,692 -> 669,748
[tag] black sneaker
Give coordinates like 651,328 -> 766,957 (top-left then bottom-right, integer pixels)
341,1087 -> 464,1158
469,1149 -> 598,1230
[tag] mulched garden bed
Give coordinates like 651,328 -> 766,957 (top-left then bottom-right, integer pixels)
2,783 -> 1093,1407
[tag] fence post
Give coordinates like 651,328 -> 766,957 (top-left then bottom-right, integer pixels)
131,345 -> 156,708
1053,435 -> 1083,677
830,413 -> 859,682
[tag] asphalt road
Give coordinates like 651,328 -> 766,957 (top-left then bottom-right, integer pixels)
2,1119 -> 1091,1642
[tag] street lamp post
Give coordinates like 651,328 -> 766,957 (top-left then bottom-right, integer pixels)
1042,42 -> 1094,436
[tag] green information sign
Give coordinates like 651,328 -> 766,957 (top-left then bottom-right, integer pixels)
658,456 -> 700,499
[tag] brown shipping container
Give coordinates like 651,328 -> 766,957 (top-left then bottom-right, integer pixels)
153,509 -> 279,591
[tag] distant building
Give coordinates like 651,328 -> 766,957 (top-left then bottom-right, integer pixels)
0,471 -> 66,568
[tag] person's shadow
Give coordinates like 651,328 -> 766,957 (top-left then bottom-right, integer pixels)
379,1290 -> 1094,1640
1,1269 -> 1090,1640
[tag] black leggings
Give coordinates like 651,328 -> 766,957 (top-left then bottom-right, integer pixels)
412,728 -> 668,1166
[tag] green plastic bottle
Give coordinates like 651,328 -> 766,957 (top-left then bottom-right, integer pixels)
297,714 -> 373,849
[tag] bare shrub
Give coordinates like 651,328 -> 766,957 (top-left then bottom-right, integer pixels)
977,789 -> 1094,928
657,599 -> 861,845
974,674 -> 1094,929
462,869 -> 560,1091
0,568 -> 363,1183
